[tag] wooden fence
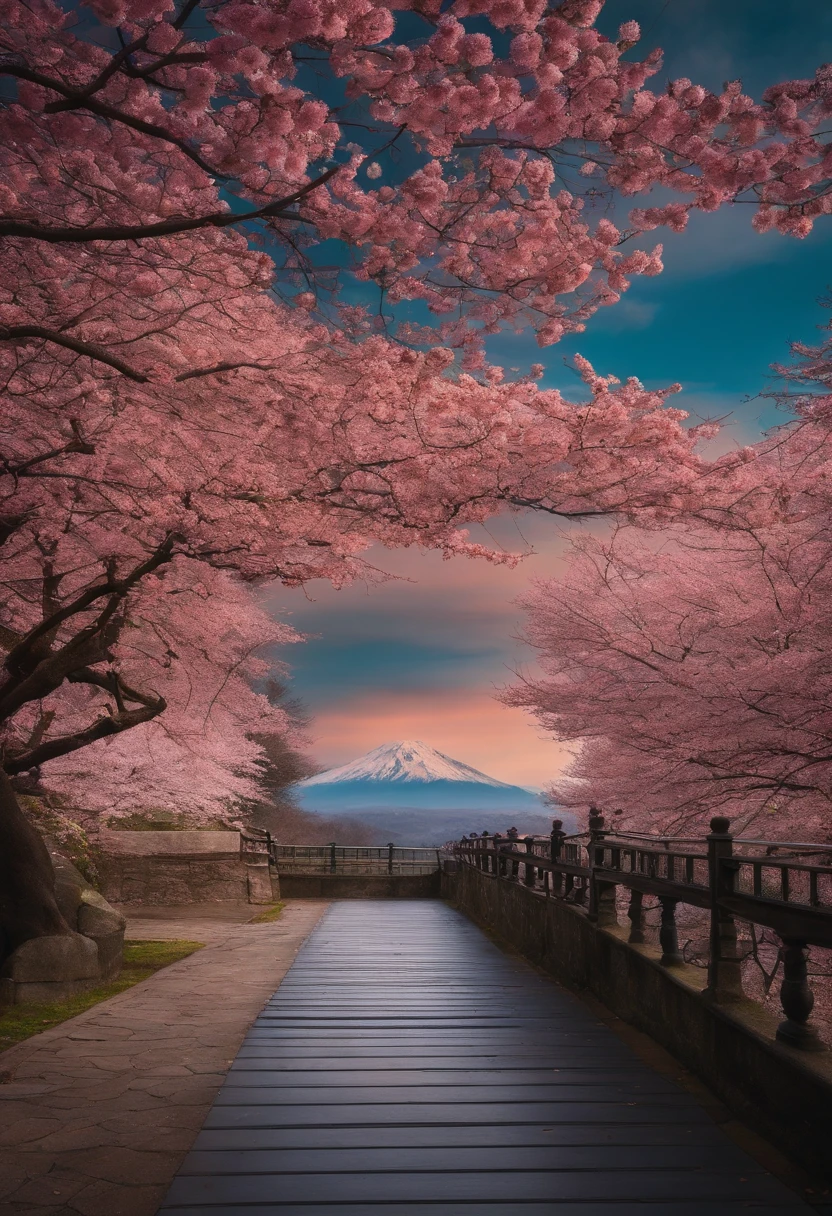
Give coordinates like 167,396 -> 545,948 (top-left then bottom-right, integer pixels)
240,830 -> 440,876
454,813 -> 832,1053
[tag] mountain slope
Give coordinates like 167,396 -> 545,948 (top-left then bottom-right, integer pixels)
297,740 -> 546,813
301,740 -> 522,789
294,740 -> 576,844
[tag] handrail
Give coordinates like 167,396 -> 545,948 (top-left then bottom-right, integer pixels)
592,832 -> 711,844
451,813 -> 832,1054
733,839 -> 832,851
269,842 -> 440,876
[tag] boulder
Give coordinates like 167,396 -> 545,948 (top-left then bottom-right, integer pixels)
0,932 -> 100,1004
0,852 -> 127,1006
51,852 -> 126,980
1,932 -> 99,982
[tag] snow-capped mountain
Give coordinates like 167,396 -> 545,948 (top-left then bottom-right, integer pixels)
295,741 -> 575,844
302,740 -> 520,789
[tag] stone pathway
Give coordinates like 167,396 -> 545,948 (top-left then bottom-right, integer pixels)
0,901 -> 328,1216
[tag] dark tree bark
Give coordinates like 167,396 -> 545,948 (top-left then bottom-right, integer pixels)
0,769 -> 71,965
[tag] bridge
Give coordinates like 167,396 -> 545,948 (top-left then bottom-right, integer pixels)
158,819 -> 832,1212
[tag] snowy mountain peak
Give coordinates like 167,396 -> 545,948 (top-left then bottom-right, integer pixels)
301,740 -> 516,789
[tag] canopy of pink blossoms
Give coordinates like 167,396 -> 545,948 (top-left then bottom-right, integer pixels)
506,321 -> 832,841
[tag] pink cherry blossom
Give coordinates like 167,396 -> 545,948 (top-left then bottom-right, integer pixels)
506,317 -> 832,843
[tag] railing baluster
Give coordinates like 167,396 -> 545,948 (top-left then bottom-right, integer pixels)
659,898 -> 683,966
776,939 -> 826,1052
753,862 -> 762,896
781,866 -> 790,903
627,889 -> 645,943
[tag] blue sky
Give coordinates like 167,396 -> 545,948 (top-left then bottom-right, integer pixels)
265,0 -> 832,787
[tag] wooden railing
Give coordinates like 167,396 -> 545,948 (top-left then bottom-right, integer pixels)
241,831 -> 440,876
453,813 -> 832,1052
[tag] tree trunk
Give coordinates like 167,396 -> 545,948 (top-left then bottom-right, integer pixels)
0,768 -> 71,965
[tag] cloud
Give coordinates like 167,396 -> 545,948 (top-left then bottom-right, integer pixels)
262,516 -> 586,785
263,514 -> 577,663
587,299 -> 659,333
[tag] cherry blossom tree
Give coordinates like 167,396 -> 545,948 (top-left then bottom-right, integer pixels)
3,0 -> 831,951
12,566 -> 304,825
0,268 -> 719,952
1,0 -> 830,365
506,319 -> 832,841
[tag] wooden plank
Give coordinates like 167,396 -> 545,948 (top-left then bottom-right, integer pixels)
226,1067 -> 662,1082
213,1083 -> 694,1104
158,900 -> 808,1214
233,1046 -> 634,1060
178,1143 -> 775,1174
218,1074 -> 681,1094
202,1100 -> 714,1129
193,1123 -> 733,1151
163,1169 -> 804,1205
163,1205 -> 808,1216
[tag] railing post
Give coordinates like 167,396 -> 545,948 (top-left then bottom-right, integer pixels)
387,842 -> 395,875
550,819 -> 565,896
524,836 -> 537,888
507,827 -> 520,880
480,832 -> 491,872
659,898 -> 683,966
704,816 -> 744,1003
494,833 -> 506,878
776,939 -> 826,1052
627,889 -> 645,943
329,841 -> 337,874
588,809 -> 617,927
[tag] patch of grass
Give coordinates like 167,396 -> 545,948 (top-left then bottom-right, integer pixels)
248,902 -> 285,924
0,939 -> 203,1050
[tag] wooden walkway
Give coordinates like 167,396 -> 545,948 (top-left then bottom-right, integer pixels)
159,900 -> 808,1215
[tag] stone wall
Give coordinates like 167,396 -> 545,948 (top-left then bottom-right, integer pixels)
278,872 -> 440,899
98,829 -> 241,857
98,854 -> 251,905
97,830 -> 276,905
443,862 -> 832,1183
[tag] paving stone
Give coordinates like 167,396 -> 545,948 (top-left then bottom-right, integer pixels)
24,1129 -> 117,1154
118,1130 -> 198,1154
0,1084 -> 58,1099
0,902 -> 328,1216
0,1120 -> 63,1147
68,1179 -> 168,1216
6,1172 -> 89,1207
67,1148 -> 179,1186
